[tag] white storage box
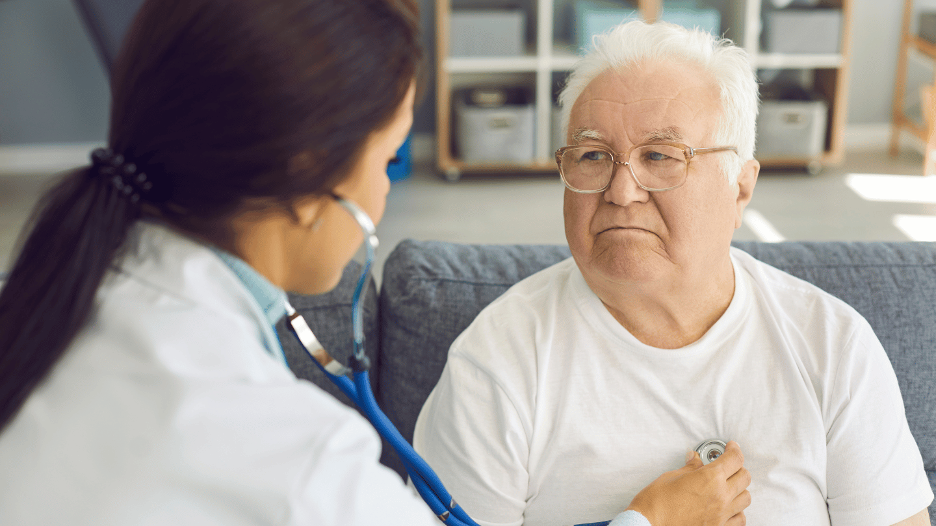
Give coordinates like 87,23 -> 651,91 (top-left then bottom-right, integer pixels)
456,87 -> 534,163
756,99 -> 828,158
764,9 -> 842,54
450,9 -> 525,57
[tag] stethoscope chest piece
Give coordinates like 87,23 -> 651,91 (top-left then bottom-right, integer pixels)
695,439 -> 727,465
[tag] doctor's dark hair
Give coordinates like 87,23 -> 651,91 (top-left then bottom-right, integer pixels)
0,0 -> 422,431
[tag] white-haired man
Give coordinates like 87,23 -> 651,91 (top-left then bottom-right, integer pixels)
413,20 -> 933,526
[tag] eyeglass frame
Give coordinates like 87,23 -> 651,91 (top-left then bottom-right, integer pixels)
555,142 -> 739,193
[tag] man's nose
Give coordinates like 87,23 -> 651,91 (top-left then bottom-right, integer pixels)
603,161 -> 650,205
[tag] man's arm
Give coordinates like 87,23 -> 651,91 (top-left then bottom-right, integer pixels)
891,508 -> 930,526
824,321 -> 934,524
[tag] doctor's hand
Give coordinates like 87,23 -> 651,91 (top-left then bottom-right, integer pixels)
625,441 -> 751,526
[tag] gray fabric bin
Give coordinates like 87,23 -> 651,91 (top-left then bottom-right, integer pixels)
455,87 -> 535,163
764,9 -> 842,54
756,99 -> 828,158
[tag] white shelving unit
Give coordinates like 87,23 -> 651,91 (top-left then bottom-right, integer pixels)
743,0 -> 852,170
435,0 -> 851,179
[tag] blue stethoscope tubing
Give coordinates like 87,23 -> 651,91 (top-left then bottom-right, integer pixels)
283,198 -> 480,526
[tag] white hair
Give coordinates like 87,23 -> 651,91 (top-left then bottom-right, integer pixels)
558,20 -> 758,184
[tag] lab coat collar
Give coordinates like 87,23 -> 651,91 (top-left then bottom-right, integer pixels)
119,221 -> 290,368
211,249 -> 288,329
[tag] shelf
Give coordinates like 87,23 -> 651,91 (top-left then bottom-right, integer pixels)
754,53 -> 845,69
550,44 -> 581,71
436,0 -> 852,176
445,55 -> 539,73
445,44 -> 541,73
444,45 -> 582,74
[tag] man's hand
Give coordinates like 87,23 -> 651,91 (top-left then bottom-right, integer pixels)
625,441 -> 752,526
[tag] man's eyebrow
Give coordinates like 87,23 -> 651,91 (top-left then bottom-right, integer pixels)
643,127 -> 683,142
571,128 -> 605,143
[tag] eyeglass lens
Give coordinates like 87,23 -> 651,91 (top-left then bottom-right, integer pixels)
560,144 -> 688,191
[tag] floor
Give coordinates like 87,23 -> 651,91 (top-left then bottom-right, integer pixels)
2,146 -> 935,283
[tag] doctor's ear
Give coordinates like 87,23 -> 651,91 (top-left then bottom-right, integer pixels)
285,150 -> 333,229
290,194 -> 331,230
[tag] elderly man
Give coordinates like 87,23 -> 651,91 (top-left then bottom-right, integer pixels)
413,20 -> 933,526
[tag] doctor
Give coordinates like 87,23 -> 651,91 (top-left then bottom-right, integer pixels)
0,0 -> 748,524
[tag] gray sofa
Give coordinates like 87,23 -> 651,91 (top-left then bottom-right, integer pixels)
278,239 -> 936,524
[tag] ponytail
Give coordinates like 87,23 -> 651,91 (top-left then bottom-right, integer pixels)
0,161 -> 143,432
0,0 -> 424,434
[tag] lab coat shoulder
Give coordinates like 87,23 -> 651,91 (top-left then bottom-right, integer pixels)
0,223 -> 436,526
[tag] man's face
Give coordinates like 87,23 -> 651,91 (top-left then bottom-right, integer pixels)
563,61 -> 755,291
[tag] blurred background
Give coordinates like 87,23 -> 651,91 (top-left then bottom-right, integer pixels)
1,0 -> 935,280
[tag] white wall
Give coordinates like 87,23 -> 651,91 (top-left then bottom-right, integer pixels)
0,0 -> 110,145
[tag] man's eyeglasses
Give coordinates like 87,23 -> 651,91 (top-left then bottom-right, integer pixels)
555,142 -> 738,193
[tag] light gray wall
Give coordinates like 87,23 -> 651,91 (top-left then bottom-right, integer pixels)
0,0 -> 930,144
848,0 -> 936,125
0,0 -> 110,145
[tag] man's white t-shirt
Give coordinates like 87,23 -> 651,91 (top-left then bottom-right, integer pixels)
413,248 -> 933,526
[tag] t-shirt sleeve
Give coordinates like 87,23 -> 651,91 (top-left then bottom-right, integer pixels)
823,319 -> 934,525
412,346 -> 531,526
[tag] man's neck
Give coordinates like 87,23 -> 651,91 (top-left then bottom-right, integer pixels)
587,258 -> 737,349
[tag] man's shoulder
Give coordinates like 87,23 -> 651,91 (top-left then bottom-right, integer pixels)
467,255 -> 577,310
449,257 -> 578,354
730,246 -> 870,336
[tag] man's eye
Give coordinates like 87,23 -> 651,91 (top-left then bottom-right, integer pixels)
645,150 -> 671,162
580,150 -> 608,162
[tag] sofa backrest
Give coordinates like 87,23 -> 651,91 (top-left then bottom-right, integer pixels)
378,239 -> 936,503
277,262 -> 381,407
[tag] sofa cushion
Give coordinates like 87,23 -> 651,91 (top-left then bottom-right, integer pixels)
379,239 -> 936,507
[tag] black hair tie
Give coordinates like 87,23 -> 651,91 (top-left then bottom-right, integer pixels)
90,147 -> 164,205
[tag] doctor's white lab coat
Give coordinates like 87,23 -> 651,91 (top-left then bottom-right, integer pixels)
0,221 -> 436,526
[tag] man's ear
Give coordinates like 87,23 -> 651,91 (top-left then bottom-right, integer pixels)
734,159 -> 759,229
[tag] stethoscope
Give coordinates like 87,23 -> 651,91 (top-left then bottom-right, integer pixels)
282,197 -> 480,526
281,197 -> 730,526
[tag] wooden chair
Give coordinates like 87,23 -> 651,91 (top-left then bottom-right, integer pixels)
890,0 -> 936,176
923,84 -> 936,176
